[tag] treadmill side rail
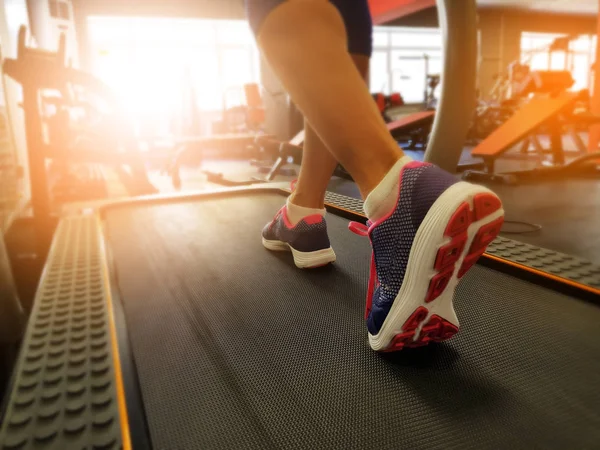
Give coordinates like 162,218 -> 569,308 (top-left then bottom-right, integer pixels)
0,216 -> 127,450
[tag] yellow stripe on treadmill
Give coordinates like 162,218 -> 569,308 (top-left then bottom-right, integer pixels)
96,213 -> 132,450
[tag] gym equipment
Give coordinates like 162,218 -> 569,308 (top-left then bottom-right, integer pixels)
214,83 -> 267,134
193,110 -> 481,190
187,90 -> 406,189
425,74 -> 440,110
388,111 -> 435,149
387,112 -> 483,171
424,0 -> 478,172
2,2 -> 600,448
372,92 -> 404,122
201,134 -> 303,187
163,133 -> 268,189
467,102 -> 515,143
467,71 -> 584,145
394,53 -> 439,110
466,63 -> 530,144
464,88 -> 600,184
1,26 -> 157,260
163,87 -> 274,187
3,27 -> 156,199
470,33 -> 583,144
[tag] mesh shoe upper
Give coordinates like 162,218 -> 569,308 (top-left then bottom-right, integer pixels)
366,162 -> 458,335
263,207 -> 331,252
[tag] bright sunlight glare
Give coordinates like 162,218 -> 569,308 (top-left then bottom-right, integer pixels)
87,16 -> 261,136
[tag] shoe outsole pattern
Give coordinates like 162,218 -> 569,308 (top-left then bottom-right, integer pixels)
381,193 -> 503,352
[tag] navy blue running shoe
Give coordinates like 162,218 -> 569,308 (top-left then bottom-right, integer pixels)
350,161 -> 504,352
262,205 -> 336,269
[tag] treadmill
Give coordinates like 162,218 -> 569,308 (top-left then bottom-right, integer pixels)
2,2 -> 600,449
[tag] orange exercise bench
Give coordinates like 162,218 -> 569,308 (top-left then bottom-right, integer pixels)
472,91 -> 579,173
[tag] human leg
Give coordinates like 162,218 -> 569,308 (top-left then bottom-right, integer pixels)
260,0 -> 376,269
250,0 -> 505,351
290,54 -> 370,211
250,0 -> 402,199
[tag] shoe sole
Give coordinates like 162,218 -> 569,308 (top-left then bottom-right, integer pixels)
369,181 -> 505,352
262,238 -> 337,269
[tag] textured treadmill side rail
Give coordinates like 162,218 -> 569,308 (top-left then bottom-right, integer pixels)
0,216 -> 122,450
324,191 -> 600,289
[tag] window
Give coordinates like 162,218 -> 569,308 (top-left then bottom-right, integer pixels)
391,31 -> 441,48
370,27 -> 442,104
373,31 -> 388,47
370,51 -> 389,92
87,17 -> 261,136
521,32 -> 596,91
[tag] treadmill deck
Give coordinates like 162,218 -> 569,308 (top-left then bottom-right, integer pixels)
101,191 -> 600,449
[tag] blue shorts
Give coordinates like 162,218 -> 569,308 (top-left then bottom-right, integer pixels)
245,0 -> 373,57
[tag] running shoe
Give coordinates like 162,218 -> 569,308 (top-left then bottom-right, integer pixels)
350,161 -> 504,351
262,203 -> 336,269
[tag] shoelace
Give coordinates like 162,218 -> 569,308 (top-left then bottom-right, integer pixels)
349,221 -> 378,320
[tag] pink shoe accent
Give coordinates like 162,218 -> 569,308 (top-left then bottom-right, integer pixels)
425,267 -> 454,303
303,214 -> 324,225
363,254 -> 378,320
381,308 -> 460,352
456,215 -> 504,278
348,222 -> 369,236
434,235 -> 467,271
267,207 -> 285,232
445,202 -> 471,237
419,315 -> 459,343
403,307 -> 429,332
281,206 -> 294,229
473,193 -> 502,221
468,217 -> 504,254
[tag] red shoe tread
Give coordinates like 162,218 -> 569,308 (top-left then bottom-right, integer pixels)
382,309 -> 459,352
380,192 -> 502,352
473,193 -> 502,221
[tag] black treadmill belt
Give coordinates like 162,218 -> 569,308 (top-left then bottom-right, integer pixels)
105,193 -> 600,449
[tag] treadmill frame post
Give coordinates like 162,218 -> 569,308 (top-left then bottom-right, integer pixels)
425,0 -> 478,172
3,27 -> 66,260
21,84 -> 54,260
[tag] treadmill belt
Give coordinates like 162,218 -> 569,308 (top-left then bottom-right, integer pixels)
105,192 -> 600,449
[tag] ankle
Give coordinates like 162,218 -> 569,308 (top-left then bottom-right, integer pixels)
286,196 -> 326,226
352,153 -> 404,199
363,155 -> 413,221
290,191 -> 325,210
